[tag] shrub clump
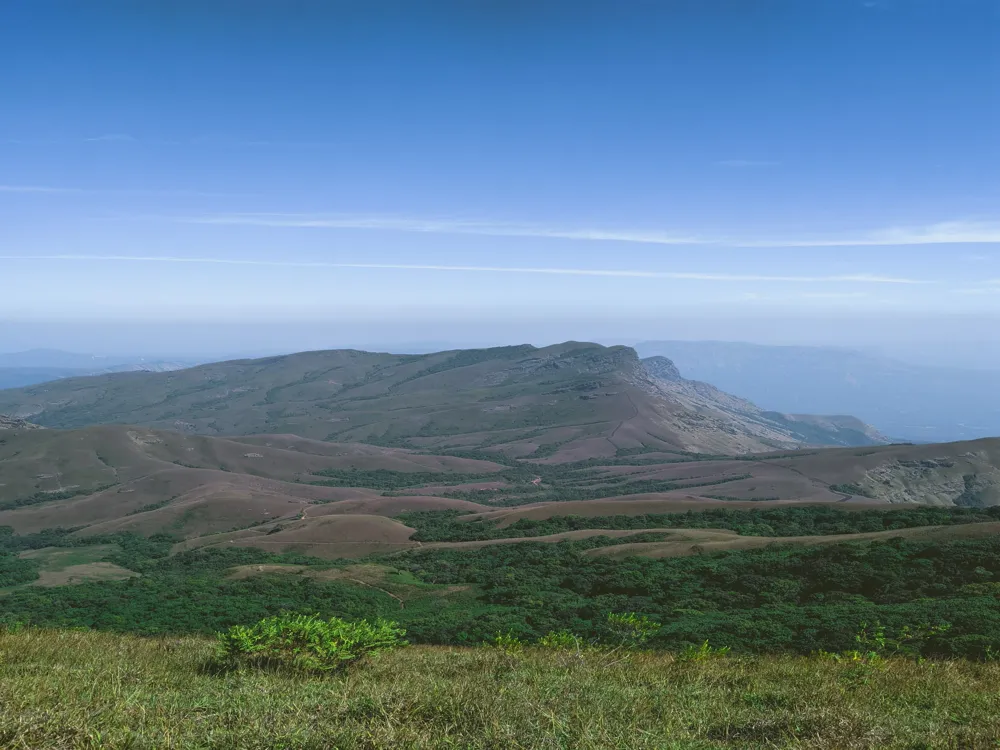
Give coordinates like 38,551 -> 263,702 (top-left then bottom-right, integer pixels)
216,613 -> 406,672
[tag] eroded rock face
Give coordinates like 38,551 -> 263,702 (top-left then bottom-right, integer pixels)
642,356 -> 683,382
857,455 -> 1000,506
640,357 -> 888,450
0,414 -> 41,430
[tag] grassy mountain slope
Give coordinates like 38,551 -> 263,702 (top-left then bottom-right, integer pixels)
3,628 -> 998,749
0,342 -> 883,458
0,630 -> 1000,750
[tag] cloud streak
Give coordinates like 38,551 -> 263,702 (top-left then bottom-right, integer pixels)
7,187 -> 1000,247
182,213 -> 705,245
0,254 -> 929,284
755,221 -> 1000,247
171,213 -> 1000,248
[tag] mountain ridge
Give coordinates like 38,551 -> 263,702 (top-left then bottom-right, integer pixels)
0,342 -> 885,459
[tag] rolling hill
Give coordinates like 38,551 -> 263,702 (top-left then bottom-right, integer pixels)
0,424 -> 499,535
0,342 -> 886,459
1,418 -> 998,550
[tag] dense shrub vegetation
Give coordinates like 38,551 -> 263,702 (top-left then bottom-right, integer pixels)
398,505 -> 1000,542
391,537 -> 1000,656
3,507 -> 1000,658
0,552 -> 39,588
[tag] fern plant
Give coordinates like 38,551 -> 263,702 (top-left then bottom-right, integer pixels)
216,613 -> 406,672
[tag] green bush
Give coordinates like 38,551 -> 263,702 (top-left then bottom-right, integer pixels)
216,613 -> 406,672
487,631 -> 525,655
605,612 -> 661,647
537,630 -> 583,650
678,640 -> 731,662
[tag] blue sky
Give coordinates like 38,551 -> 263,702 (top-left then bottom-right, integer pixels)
1,1 -> 999,353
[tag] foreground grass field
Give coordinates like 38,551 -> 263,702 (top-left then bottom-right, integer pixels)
2,629 -> 999,749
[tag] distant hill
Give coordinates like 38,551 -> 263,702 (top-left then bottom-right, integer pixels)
635,340 -> 1000,443
0,342 -> 886,459
0,349 -> 198,389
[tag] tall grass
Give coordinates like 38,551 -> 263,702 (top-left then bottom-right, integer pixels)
2,628 -> 999,748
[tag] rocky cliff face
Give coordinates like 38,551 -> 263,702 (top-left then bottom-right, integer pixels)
641,356 -> 888,449
0,414 -> 41,430
854,455 -> 1000,506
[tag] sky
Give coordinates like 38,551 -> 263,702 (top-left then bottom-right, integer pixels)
1,1 -> 999,361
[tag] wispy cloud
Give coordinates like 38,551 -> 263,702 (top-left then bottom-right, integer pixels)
9,186 -> 1000,248
180,213 -> 705,245
0,254 -> 929,284
170,213 -> 1000,248
756,221 -> 1000,247
715,160 -> 779,168
797,291 -> 871,299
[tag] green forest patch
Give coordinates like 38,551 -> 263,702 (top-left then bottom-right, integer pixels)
20,544 -> 119,571
14,544 -> 138,588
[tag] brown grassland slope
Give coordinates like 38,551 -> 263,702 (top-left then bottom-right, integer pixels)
2,422 -> 1000,549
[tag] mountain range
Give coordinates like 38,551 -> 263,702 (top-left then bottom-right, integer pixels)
0,342 -> 998,556
0,342 -> 886,458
